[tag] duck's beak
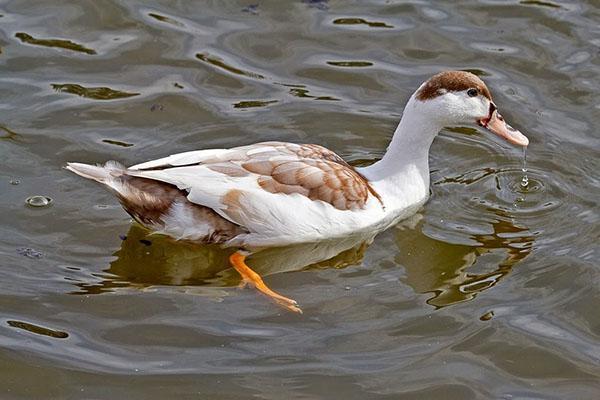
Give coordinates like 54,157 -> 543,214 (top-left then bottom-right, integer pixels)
478,103 -> 529,146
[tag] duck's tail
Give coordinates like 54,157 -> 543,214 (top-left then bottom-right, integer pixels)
65,161 -> 126,184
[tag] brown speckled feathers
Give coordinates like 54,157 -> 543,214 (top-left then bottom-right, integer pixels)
136,142 -> 382,211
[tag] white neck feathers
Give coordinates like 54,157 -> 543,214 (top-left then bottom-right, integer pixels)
360,96 -> 443,186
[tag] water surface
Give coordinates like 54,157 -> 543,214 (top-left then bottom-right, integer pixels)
1,1 -> 599,398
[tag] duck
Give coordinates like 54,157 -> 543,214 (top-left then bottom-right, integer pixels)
66,70 -> 529,313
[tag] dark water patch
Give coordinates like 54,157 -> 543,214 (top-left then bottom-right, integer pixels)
327,61 -> 373,67
435,167 -> 499,186
102,139 -> 134,147
196,53 -> 264,79
445,126 -> 480,137
233,100 -> 278,108
276,83 -> 306,88
286,87 -> 339,101
0,124 -> 22,141
15,32 -> 96,55
16,247 -> 43,259
289,88 -> 313,98
242,4 -> 259,15
314,96 -> 340,101
462,68 -> 490,76
7,320 -> 69,339
401,48 -> 438,60
147,12 -> 184,27
520,0 -> 561,8
302,0 -> 329,10
333,18 -> 393,28
52,83 -> 140,100
480,311 -> 494,321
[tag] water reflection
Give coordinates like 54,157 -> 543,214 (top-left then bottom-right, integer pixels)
71,212 -> 532,310
195,52 -> 265,79
71,223 -> 374,299
14,32 -> 97,55
71,224 -> 231,295
147,12 -> 185,28
6,320 -> 69,339
0,125 -> 23,141
397,211 -> 534,308
51,83 -> 140,100
0,0 -> 596,395
332,18 -> 393,29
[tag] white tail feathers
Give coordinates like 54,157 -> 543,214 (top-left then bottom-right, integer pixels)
65,161 -> 125,183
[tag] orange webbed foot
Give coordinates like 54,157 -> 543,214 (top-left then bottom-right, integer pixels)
229,251 -> 302,314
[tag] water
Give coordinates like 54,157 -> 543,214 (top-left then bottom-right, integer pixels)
521,147 -> 529,188
1,1 -> 599,399
25,195 -> 52,207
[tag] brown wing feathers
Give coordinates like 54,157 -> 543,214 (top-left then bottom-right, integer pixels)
134,141 -> 382,212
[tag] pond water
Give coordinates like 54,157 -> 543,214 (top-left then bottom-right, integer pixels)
1,0 -> 599,398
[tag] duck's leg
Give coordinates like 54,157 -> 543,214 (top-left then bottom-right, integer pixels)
229,251 -> 302,314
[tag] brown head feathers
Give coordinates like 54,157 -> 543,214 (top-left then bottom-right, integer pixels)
416,71 -> 492,101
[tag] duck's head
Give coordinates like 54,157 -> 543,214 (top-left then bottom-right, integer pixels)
413,71 -> 529,146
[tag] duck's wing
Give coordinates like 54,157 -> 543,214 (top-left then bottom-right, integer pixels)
129,141 -> 348,170
127,142 -> 381,239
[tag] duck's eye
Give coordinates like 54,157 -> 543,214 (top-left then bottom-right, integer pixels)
467,88 -> 478,97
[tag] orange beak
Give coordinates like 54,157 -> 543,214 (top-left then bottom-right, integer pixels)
478,103 -> 529,146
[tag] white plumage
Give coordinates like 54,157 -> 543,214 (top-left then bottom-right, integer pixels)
66,71 -> 528,312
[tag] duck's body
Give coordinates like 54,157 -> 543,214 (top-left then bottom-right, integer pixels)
67,71 -> 529,312
68,140 -> 429,248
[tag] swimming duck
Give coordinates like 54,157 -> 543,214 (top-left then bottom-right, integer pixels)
66,70 -> 528,313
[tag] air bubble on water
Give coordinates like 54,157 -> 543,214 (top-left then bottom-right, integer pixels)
25,195 -> 53,207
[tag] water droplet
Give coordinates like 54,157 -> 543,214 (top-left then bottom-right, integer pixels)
520,147 -> 529,188
25,195 -> 53,207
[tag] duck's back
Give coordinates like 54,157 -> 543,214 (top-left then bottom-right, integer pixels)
66,141 -> 387,247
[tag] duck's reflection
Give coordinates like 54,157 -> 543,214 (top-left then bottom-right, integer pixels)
71,212 -> 533,309
71,223 -> 373,296
396,210 -> 534,308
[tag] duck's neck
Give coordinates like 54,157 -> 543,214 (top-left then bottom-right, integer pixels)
359,97 -> 442,201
